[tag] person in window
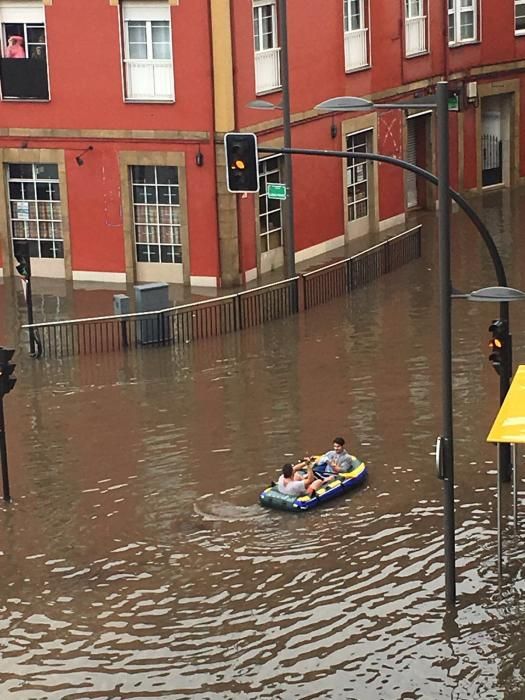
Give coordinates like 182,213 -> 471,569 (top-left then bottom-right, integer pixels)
31,45 -> 44,60
5,35 -> 25,58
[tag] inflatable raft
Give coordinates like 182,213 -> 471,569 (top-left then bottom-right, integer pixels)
259,456 -> 367,512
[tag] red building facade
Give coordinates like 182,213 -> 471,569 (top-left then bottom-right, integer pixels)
0,0 -> 524,288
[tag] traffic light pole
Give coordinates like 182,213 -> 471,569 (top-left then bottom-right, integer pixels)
25,273 -> 36,357
14,241 -> 38,357
0,398 -> 11,502
499,321 -> 512,482
278,0 -> 296,278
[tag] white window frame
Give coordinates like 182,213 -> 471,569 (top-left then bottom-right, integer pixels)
516,0 -> 525,34
7,163 -> 63,260
346,129 -> 372,223
131,165 -> 182,265
0,1 -> 50,100
448,0 -> 478,45
343,0 -> 369,72
258,155 -> 283,254
121,1 -> 174,102
405,0 -> 427,56
253,0 -> 280,94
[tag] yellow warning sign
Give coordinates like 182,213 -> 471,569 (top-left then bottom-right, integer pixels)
487,365 -> 525,443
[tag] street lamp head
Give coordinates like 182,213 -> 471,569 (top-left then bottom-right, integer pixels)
314,95 -> 438,113
314,96 -> 374,112
247,99 -> 283,111
467,286 -> 525,302
452,286 -> 525,302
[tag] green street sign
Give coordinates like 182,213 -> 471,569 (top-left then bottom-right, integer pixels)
267,183 -> 287,200
448,93 -> 460,112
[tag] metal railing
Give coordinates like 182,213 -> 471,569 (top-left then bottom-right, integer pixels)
344,28 -> 368,71
405,16 -> 427,56
303,225 -> 421,308
255,47 -> 281,93
23,225 -> 422,357
124,59 -> 174,100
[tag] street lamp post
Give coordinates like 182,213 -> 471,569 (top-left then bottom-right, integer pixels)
258,89 -> 513,603
248,0 -> 295,278
312,82 -> 455,604
277,0 -> 295,278
435,81 -> 456,606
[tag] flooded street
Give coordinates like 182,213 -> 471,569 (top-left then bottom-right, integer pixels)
1,189 -> 525,699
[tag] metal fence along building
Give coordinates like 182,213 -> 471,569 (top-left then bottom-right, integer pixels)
21,226 -> 421,358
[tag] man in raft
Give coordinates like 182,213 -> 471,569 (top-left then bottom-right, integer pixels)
313,436 -> 353,478
277,462 -> 324,497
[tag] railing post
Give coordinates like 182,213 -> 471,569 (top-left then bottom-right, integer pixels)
385,237 -> 392,274
296,274 -> 306,312
120,318 -> 129,349
234,294 -> 242,331
160,311 -> 167,345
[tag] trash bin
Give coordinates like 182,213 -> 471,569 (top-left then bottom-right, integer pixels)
113,294 -> 130,316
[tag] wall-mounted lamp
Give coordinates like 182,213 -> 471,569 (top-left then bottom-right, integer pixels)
195,147 -> 204,167
330,117 -> 338,139
75,145 -> 93,166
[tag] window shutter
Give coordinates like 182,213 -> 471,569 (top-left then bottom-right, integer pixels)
122,2 -> 170,22
0,1 -> 45,23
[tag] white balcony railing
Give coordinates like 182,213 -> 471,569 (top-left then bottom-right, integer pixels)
344,28 -> 369,72
405,16 -> 427,56
124,59 -> 174,101
255,47 -> 281,93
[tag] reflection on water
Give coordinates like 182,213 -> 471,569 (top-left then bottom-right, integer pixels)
0,190 -> 525,698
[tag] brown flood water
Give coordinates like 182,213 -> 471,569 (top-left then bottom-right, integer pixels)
0,189 -> 525,699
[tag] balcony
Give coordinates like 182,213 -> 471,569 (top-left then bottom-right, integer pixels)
255,47 -> 281,94
405,16 -> 427,56
124,59 -> 174,101
344,28 -> 368,72
0,57 -> 49,100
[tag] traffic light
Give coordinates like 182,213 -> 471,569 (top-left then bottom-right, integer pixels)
224,132 -> 259,193
14,240 -> 31,278
488,319 -> 508,376
0,348 -> 16,397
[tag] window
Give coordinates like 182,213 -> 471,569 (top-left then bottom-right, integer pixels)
405,0 -> 427,55
121,1 -> 174,101
448,0 -> 477,44
0,1 -> 48,100
8,163 -> 63,259
516,0 -> 525,33
131,165 -> 181,264
346,131 -> 371,222
343,0 -> 368,71
258,156 -> 283,253
253,0 -> 280,93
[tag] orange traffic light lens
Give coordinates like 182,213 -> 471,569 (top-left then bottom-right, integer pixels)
233,160 -> 246,170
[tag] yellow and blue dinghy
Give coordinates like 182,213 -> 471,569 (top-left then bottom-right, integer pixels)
259,456 -> 367,512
